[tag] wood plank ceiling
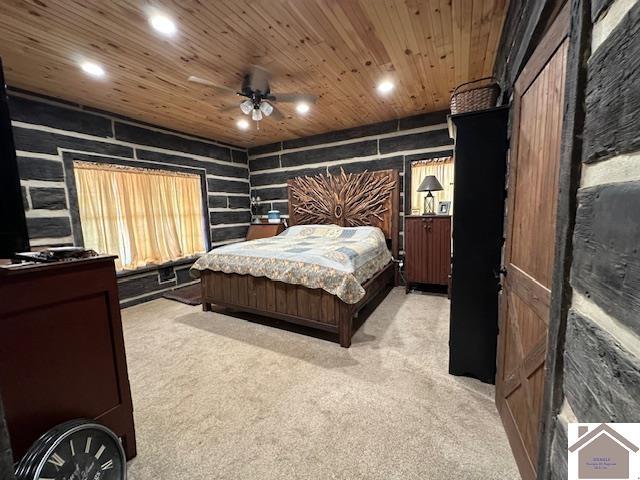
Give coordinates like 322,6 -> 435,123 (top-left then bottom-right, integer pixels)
0,0 -> 509,147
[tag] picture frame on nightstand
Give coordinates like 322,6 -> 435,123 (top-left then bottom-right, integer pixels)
437,201 -> 451,215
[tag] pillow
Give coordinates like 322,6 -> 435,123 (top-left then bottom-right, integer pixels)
281,224 -> 387,244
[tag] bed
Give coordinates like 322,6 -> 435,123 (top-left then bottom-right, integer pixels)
191,168 -> 399,347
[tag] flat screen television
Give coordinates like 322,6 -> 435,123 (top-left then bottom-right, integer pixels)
0,57 -> 30,257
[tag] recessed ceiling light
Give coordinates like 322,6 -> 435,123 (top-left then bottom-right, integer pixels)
377,80 -> 394,94
237,119 -> 250,130
150,14 -> 177,36
296,102 -> 310,114
80,61 -> 105,78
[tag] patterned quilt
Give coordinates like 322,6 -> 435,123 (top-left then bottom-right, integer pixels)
190,224 -> 392,304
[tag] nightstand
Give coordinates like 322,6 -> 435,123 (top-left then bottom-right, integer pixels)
404,215 -> 451,293
246,222 -> 285,240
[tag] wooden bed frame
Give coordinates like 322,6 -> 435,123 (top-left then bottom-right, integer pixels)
201,169 -> 400,347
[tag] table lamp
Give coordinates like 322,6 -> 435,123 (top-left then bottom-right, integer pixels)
417,175 -> 443,215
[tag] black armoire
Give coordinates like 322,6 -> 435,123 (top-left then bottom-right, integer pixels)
448,106 -> 509,384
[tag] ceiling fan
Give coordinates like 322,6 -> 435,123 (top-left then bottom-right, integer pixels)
188,65 -> 317,124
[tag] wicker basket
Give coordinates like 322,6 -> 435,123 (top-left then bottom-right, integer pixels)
450,77 -> 501,114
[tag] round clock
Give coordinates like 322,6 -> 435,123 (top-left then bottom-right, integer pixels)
16,419 -> 126,480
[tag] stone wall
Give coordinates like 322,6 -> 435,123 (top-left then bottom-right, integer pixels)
10,91 -> 250,306
247,112 -> 454,253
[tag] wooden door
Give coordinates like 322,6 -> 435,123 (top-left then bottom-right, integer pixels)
405,217 -> 426,283
495,5 -> 569,480
423,217 -> 451,285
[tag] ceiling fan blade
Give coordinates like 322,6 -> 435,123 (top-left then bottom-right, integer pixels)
219,104 -> 239,113
188,76 -> 239,95
248,65 -> 271,93
269,105 -> 285,121
271,93 -> 318,103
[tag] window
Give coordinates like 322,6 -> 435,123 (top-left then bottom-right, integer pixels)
411,157 -> 454,214
74,161 -> 206,270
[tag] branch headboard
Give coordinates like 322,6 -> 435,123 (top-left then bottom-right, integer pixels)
287,168 -> 400,258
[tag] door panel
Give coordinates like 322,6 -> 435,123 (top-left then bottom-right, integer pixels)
510,45 -> 567,288
495,4 -> 570,479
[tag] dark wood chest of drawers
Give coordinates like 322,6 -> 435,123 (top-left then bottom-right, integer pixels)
0,256 -> 136,462
448,106 -> 508,383
404,215 -> 451,291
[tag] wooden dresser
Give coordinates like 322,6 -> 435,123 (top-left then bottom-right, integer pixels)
246,222 -> 285,240
0,256 -> 136,462
404,215 -> 451,292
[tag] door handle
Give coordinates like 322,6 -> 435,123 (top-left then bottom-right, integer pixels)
495,267 -> 507,293
494,267 -> 507,279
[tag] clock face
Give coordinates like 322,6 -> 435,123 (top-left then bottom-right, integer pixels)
35,426 -> 124,480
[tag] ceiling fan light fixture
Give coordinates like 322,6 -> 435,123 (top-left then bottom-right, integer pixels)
240,99 -> 253,115
237,119 -> 250,130
252,108 -> 263,121
295,102 -> 310,114
259,101 -> 274,116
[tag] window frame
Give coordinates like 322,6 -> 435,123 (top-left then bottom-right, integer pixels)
404,154 -> 454,215
63,152 -> 211,271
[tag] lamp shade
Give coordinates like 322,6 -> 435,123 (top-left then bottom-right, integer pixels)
240,99 -> 253,115
251,108 -> 263,121
259,101 -> 274,116
417,175 -> 443,192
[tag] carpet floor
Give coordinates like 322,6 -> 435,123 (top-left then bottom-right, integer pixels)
122,287 -> 519,480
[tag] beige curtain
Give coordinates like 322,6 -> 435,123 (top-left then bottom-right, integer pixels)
74,161 -> 206,270
411,157 -> 454,214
